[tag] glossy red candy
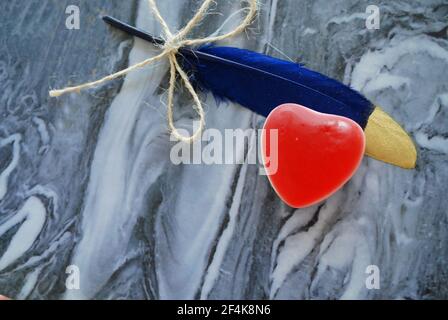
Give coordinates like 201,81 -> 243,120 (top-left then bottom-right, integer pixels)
262,103 -> 365,208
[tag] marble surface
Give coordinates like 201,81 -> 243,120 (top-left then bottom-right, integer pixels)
0,0 -> 447,299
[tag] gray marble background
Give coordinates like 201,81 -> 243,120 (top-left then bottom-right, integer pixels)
0,0 -> 447,299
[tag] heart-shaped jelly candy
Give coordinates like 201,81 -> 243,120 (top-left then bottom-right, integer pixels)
262,103 -> 365,208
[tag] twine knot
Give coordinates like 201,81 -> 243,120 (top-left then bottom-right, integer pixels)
162,36 -> 183,53
49,0 -> 258,143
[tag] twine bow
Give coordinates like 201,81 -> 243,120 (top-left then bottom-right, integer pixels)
49,0 -> 258,142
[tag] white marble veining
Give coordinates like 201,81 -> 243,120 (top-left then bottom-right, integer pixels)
0,0 -> 447,299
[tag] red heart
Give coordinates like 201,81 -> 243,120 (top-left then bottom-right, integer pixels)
262,103 -> 365,208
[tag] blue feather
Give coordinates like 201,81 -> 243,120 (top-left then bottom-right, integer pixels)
181,46 -> 374,128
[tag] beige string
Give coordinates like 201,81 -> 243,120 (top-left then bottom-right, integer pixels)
49,0 -> 258,142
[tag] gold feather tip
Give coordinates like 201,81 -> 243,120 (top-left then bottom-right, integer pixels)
364,106 -> 417,169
